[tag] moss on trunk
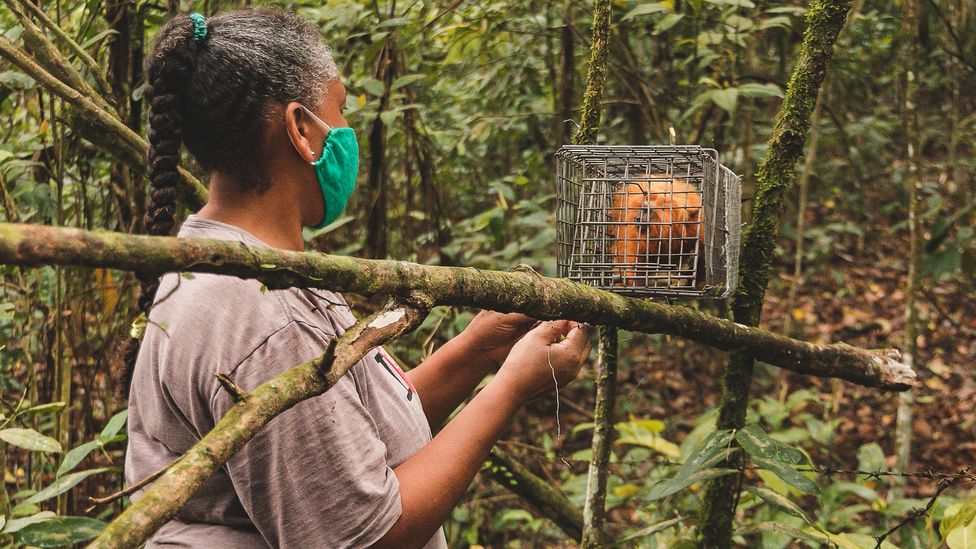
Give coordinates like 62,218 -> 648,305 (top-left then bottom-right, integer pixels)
698,1 -> 855,547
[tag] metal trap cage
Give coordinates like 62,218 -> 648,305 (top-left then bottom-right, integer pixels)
555,145 -> 742,298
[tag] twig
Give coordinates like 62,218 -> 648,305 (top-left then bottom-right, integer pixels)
86,463 -> 171,513
215,374 -> 246,403
873,467 -> 969,548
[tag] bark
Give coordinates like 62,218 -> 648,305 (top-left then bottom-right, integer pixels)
581,327 -> 617,548
8,0 -> 111,98
569,1 -> 616,543
89,303 -> 430,548
698,2 -> 854,547
0,223 -> 915,387
571,0 -> 611,147
894,0 -> 922,497
364,35 -> 398,259
105,0 -> 135,232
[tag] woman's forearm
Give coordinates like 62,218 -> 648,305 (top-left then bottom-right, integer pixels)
405,332 -> 496,428
371,378 -> 524,549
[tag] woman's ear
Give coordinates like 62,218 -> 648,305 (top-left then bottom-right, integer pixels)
283,102 -> 316,163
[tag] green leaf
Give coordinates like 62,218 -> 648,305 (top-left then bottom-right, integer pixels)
57,440 -> 100,478
571,422 -> 594,435
14,516 -> 106,547
621,3 -> 668,22
681,429 -> 735,474
379,110 -> 400,127
1,511 -> 55,534
710,87 -> 739,114
653,13 -> 684,34
0,70 -> 36,90
705,0 -> 756,7
856,442 -> 888,478
767,6 -> 807,15
23,468 -> 113,505
391,74 -> 425,90
614,419 -> 681,457
948,516 -> 976,549
646,468 -> 737,501
359,77 -> 386,96
748,486 -> 816,526
735,424 -> 807,465
10,502 -> 39,517
0,428 -> 61,453
98,410 -> 128,443
616,517 -> 682,542
736,522 -> 827,545
20,402 -> 65,415
758,16 -> 793,31
944,497 -> 976,538
752,455 -> 819,495
737,82 -> 784,98
376,17 -> 411,28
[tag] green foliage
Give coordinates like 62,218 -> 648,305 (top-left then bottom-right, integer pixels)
0,0 -> 973,545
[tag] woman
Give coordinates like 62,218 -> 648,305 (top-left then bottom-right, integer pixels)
121,9 -> 591,548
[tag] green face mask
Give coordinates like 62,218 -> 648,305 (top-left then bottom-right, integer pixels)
294,105 -> 359,229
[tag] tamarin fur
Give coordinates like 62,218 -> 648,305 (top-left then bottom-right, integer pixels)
609,177 -> 704,287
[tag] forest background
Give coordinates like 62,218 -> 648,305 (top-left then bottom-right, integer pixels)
0,0 -> 974,547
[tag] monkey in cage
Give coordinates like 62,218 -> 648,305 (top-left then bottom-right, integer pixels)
609,176 -> 705,288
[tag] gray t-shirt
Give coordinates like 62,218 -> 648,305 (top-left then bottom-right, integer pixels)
125,215 -> 448,548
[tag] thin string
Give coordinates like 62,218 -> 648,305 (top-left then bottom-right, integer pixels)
547,344 -> 570,468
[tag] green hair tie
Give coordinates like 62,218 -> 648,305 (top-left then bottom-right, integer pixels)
188,12 -> 207,43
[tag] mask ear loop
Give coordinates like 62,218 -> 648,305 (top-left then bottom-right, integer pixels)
286,104 -> 334,165
301,105 -> 333,131
302,106 -> 333,166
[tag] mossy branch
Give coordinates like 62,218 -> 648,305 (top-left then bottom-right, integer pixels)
88,302 -> 430,548
485,447 -> 611,544
568,1 -> 616,543
570,0 -> 611,147
0,222 -> 915,391
0,32 -> 208,211
699,1 -> 854,547
10,0 -> 112,97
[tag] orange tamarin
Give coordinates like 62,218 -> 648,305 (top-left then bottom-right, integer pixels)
609,177 -> 705,287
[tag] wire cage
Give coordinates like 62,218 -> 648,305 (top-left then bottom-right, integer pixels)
555,145 -> 742,298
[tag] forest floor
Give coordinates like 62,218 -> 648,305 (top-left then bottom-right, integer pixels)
486,203 -> 976,542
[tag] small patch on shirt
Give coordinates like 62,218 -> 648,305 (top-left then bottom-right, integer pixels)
374,348 -> 414,401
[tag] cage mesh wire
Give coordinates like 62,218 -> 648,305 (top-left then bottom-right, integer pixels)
555,145 -> 741,298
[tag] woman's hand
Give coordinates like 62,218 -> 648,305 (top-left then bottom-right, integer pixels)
493,320 -> 591,404
459,310 -> 538,369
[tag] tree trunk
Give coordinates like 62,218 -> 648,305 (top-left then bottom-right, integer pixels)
698,2 -> 854,547
566,0 -> 615,543
893,0 -> 922,499
364,35 -> 398,259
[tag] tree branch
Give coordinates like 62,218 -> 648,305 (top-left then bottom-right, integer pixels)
0,35 -> 208,211
485,447 -> 611,544
0,222 -> 915,391
88,301 -> 430,548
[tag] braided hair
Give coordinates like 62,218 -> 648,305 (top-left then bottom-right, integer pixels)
115,9 -> 339,397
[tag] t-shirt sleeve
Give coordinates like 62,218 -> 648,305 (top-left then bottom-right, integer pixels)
210,320 -> 401,548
